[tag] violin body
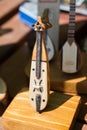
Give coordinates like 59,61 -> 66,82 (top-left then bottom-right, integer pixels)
29,36 -> 50,112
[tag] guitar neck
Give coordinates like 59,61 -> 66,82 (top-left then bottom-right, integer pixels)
68,0 -> 76,44
36,31 -> 42,79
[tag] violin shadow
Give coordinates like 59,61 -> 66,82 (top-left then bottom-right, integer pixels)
44,91 -> 72,112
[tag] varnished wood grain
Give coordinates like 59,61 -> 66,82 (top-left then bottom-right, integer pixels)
2,90 -> 81,130
0,118 -> 5,130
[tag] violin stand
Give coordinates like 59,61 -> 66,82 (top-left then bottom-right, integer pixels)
2,88 -> 81,130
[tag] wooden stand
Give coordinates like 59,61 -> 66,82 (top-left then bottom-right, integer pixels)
25,52 -> 87,94
2,89 -> 81,130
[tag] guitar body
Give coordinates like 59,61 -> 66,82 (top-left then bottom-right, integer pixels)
62,41 -> 77,73
59,41 -> 82,73
62,41 -> 82,73
29,33 -> 50,112
58,0 -> 82,73
45,33 -> 54,61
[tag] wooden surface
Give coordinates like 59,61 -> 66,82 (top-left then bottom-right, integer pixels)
0,118 -> 5,130
0,0 -> 31,63
25,52 -> 87,95
0,44 -> 86,130
0,0 -> 25,24
2,89 -> 81,130
0,14 -> 31,46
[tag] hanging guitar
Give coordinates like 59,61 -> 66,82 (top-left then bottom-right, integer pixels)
29,16 -> 52,112
58,0 -> 82,73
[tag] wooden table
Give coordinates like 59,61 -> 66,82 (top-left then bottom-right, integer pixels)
2,89 -> 81,130
0,43 -> 87,130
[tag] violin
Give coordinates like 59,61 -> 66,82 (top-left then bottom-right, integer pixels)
29,16 -> 52,112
